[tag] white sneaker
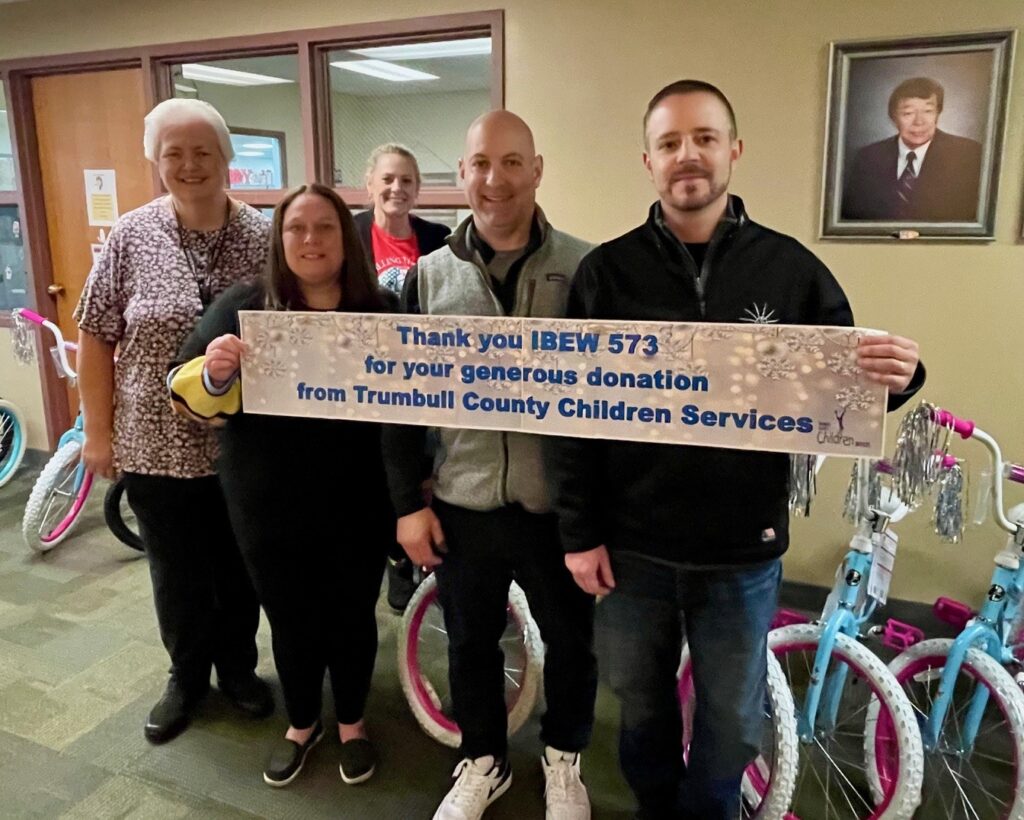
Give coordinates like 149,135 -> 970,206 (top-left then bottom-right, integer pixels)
542,747 -> 591,820
432,755 -> 513,820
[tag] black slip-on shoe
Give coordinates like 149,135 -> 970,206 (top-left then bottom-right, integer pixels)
263,721 -> 325,787
339,737 -> 377,785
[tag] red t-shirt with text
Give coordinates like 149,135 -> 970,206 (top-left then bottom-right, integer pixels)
371,221 -> 420,293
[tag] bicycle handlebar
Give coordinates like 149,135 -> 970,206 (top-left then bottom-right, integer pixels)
931,406 -> 1019,536
932,408 -> 976,439
16,308 -> 47,326
12,308 -> 76,381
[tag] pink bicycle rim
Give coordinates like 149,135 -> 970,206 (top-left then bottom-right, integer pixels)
41,471 -> 93,544
677,661 -> 773,809
773,639 -> 902,819
406,583 -> 460,734
895,652 -> 1020,820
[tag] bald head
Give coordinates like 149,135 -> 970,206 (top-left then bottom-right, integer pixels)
459,109 -> 543,250
464,110 -> 537,158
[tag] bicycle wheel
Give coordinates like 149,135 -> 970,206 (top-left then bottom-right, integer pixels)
678,643 -> 798,819
868,637 -> 1024,819
103,478 -> 144,552
769,623 -> 923,819
22,440 -> 94,552
0,399 -> 27,488
398,573 -> 544,748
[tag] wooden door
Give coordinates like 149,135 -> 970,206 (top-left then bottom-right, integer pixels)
31,68 -> 154,417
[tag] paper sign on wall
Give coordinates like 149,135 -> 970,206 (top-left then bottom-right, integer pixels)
84,169 -> 118,227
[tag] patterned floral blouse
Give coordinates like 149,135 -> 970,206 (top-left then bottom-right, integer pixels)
74,197 -> 269,478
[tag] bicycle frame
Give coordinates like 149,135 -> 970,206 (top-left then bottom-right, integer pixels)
918,409 -> 1024,754
14,308 -> 88,492
798,522 -> 883,740
797,460 -> 904,743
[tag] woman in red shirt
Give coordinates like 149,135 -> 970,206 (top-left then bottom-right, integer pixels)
354,144 -> 449,612
354,144 -> 450,294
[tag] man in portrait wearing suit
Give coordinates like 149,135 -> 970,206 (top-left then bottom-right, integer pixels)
841,76 -> 983,222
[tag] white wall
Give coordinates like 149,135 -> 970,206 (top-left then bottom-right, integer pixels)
0,328 -> 47,450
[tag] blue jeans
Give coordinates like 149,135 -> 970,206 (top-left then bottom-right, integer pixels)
599,551 -> 782,819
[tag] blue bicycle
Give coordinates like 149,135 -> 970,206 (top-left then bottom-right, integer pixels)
0,396 -> 27,487
769,458 -> 925,819
871,407 -> 1024,819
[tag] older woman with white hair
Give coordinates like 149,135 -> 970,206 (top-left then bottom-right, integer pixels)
74,97 -> 273,744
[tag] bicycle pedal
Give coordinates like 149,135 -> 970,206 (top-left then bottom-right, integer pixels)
771,608 -> 810,629
880,618 -> 924,651
933,596 -> 975,631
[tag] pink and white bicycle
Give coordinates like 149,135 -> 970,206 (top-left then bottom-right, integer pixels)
11,308 -> 141,553
397,573 -> 543,748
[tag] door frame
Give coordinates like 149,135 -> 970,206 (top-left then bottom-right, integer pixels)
3,59 -> 159,447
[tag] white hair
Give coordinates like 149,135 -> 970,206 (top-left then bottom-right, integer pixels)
143,98 -> 234,163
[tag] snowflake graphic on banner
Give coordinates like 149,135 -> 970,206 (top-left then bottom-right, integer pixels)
756,355 -> 796,380
782,328 -> 825,355
258,357 -> 287,379
835,384 -> 876,412
826,350 -> 860,377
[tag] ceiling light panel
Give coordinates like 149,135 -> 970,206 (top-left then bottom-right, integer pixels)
352,38 -> 491,61
330,60 -> 439,82
181,63 -> 294,87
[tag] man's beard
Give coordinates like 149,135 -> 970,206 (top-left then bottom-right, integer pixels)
671,175 -> 729,212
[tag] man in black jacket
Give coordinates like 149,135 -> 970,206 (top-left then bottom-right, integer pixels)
841,76 -> 983,222
545,80 -> 924,819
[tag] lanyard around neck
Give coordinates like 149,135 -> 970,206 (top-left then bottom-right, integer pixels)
173,197 -> 233,307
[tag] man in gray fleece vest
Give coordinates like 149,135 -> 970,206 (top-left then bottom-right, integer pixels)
382,111 -> 597,820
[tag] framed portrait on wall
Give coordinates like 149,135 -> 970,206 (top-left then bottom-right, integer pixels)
820,31 -> 1014,240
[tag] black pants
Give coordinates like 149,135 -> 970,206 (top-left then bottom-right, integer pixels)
123,472 -> 260,695
433,499 -> 597,759
225,495 -> 389,730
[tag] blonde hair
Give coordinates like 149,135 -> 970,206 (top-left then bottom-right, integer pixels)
143,98 -> 234,163
364,143 -> 422,187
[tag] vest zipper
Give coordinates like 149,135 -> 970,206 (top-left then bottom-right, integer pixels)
468,253 -> 510,506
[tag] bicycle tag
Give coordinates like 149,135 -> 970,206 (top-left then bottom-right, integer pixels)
867,529 -> 899,605
48,346 -> 67,380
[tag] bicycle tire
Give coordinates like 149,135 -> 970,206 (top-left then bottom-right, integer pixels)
866,637 -> 1024,819
678,643 -> 798,819
22,440 -> 93,552
398,573 -> 544,748
102,478 -> 144,552
769,622 -> 923,820
0,399 -> 28,488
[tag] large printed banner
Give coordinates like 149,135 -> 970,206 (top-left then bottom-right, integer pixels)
238,312 -> 887,457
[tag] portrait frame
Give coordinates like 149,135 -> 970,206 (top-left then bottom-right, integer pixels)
820,30 -> 1014,241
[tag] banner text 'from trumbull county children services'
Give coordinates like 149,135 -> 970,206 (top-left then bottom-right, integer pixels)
238,312 -> 887,457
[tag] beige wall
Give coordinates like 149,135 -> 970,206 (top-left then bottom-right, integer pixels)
0,327 -> 47,450
1,0 -> 1022,604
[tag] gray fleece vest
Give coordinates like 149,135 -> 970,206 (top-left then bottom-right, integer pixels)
417,217 -> 594,513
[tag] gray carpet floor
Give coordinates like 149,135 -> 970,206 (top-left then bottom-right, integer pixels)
0,461 -> 635,818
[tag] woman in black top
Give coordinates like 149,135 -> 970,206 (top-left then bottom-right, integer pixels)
171,183 -> 394,788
